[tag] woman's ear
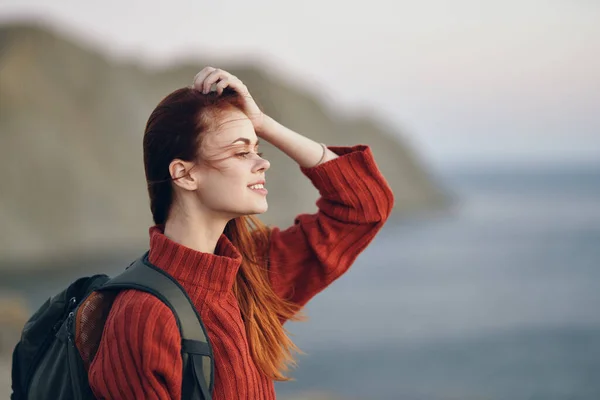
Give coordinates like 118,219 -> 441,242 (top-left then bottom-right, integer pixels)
169,159 -> 201,191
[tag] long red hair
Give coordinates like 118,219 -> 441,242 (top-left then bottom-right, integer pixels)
143,87 -> 303,380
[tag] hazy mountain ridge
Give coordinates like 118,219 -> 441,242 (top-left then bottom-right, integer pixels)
0,22 -> 446,269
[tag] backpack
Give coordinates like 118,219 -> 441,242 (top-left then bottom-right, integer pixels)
10,252 -> 214,400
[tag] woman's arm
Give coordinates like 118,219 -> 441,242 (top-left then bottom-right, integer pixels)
262,121 -> 395,311
257,115 -> 340,168
88,290 -> 182,399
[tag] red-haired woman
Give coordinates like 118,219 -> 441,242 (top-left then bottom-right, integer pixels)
87,67 -> 394,399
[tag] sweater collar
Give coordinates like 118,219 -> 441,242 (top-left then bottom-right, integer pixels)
147,225 -> 242,292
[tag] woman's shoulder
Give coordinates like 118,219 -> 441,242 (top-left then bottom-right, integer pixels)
104,289 -> 180,342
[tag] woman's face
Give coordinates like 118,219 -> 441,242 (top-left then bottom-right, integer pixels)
192,108 -> 270,218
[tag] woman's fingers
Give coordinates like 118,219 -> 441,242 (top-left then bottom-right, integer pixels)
215,77 -> 230,95
201,68 -> 223,93
193,67 -> 246,96
203,69 -> 239,94
192,66 -> 216,91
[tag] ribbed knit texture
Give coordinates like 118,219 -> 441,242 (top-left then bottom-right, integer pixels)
88,144 -> 394,399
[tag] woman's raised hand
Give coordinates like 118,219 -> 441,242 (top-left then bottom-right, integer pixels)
192,67 -> 265,132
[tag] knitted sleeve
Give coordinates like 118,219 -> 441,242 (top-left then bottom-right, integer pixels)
267,144 -> 394,313
87,290 -> 183,400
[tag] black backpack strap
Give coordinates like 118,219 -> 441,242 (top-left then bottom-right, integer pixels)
99,252 -> 213,400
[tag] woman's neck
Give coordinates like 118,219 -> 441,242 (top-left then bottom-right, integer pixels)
163,211 -> 229,255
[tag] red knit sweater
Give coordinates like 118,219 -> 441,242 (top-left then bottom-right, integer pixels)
88,145 -> 394,399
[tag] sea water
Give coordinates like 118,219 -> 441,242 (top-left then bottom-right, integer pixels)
276,166 -> 600,400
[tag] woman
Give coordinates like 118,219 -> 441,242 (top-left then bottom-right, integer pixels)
87,67 -> 394,399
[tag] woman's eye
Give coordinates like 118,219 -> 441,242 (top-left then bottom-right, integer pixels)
236,152 -> 264,158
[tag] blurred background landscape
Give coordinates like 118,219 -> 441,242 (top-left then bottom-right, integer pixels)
1,1 -> 599,399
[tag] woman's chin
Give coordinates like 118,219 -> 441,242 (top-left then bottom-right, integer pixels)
237,204 -> 268,216
253,205 -> 268,214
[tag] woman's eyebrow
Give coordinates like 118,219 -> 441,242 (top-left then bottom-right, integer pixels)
231,138 -> 260,147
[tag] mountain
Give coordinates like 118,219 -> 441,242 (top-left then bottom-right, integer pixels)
0,22 -> 446,270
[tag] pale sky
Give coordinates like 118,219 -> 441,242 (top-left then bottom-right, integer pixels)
1,0 -> 599,168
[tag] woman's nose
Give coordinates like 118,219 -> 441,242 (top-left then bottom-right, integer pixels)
254,156 -> 270,173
